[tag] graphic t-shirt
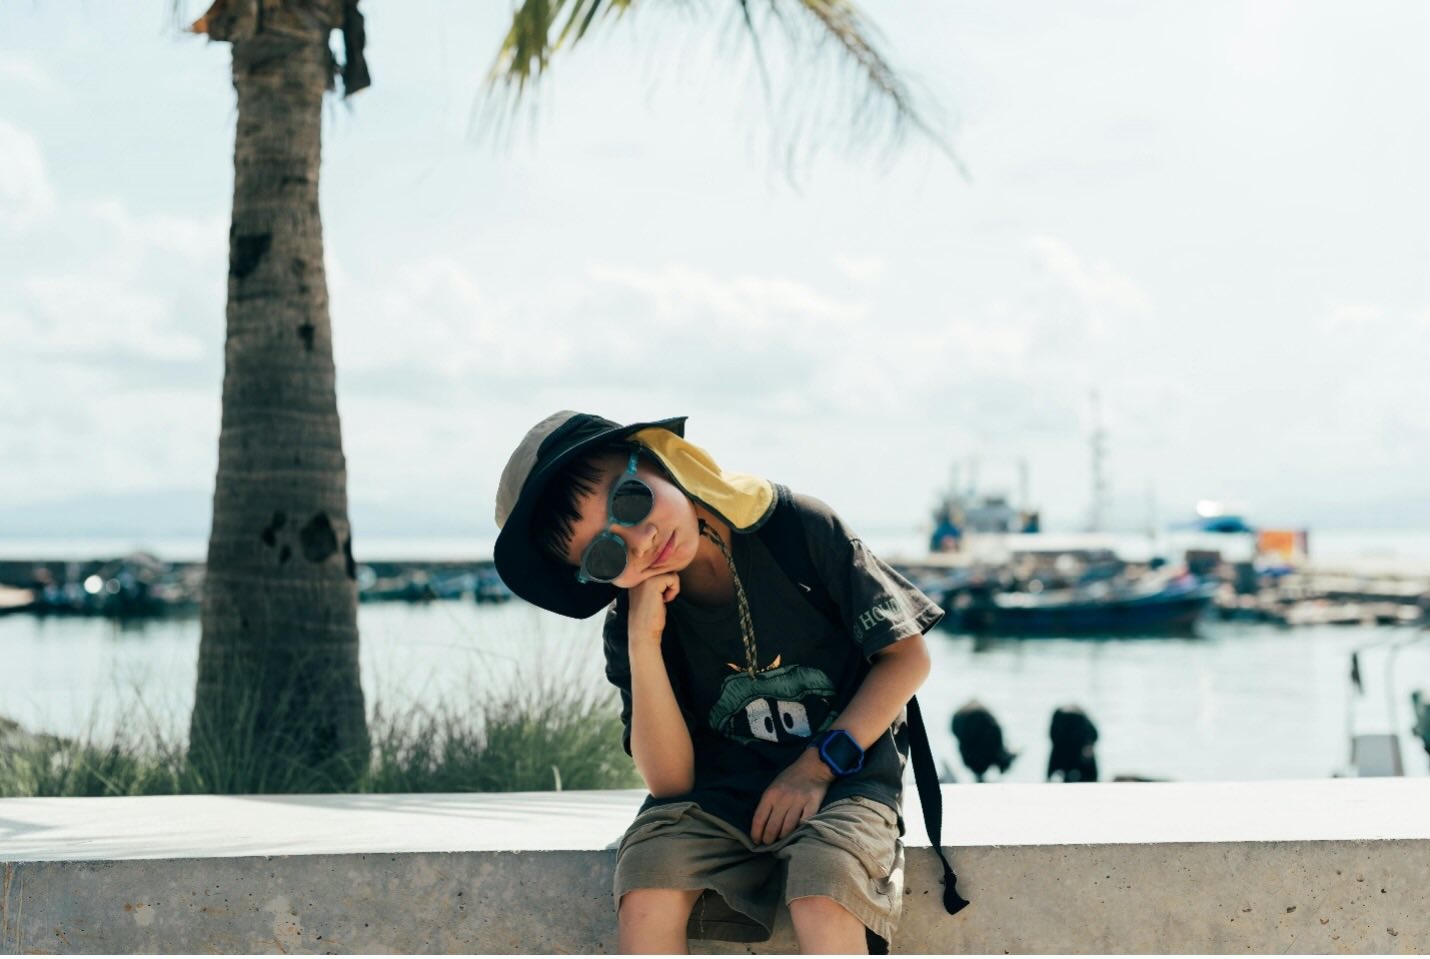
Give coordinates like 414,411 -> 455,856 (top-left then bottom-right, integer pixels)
602,491 -> 944,836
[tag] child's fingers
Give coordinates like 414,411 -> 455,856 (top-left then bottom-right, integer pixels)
751,800 -> 771,844
759,805 -> 782,844
765,799 -> 798,843
775,804 -> 803,842
768,809 -> 787,844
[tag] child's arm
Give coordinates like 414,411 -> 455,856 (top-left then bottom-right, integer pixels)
750,631 -> 931,844
627,572 -> 696,797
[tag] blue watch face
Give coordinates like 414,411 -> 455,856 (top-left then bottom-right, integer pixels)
817,729 -> 864,776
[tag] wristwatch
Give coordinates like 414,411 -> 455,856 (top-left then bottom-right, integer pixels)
808,728 -> 865,777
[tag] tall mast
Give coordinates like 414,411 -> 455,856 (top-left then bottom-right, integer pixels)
1088,390 -> 1109,532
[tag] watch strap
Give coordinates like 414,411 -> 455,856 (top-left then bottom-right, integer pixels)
810,728 -> 864,777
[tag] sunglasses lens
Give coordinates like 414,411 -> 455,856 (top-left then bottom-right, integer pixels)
582,536 -> 628,582
610,479 -> 653,525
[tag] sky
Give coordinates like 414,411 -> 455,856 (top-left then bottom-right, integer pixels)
1,0 -> 1427,542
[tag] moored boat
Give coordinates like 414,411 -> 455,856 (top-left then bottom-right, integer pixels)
954,575 -> 1218,637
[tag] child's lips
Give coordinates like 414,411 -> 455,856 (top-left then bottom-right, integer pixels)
651,532 -> 676,568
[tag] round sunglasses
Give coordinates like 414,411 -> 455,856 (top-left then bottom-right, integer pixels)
574,450 -> 656,584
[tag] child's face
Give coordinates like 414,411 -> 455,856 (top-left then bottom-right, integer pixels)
559,451 -> 702,588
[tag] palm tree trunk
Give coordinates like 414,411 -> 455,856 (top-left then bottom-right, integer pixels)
190,6 -> 369,791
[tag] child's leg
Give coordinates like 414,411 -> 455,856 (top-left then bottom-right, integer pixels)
776,797 -> 903,954
789,896 -> 869,955
617,887 -> 702,954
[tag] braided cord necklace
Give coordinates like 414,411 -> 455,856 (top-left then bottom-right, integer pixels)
698,518 -> 760,678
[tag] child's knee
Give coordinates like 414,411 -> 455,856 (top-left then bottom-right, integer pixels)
789,894 -> 856,923
618,887 -> 702,926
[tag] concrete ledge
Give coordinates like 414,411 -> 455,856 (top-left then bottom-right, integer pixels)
2,780 -> 1427,954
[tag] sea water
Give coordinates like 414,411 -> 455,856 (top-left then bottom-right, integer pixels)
5,599 -> 1427,782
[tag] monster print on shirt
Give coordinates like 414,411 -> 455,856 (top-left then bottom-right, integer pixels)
706,656 -> 837,747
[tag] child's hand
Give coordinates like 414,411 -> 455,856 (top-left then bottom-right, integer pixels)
627,572 -> 681,648
750,749 -> 835,845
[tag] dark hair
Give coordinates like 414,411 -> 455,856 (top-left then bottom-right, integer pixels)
531,446 -> 623,565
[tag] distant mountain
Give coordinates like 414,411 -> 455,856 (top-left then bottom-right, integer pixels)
0,489 -> 495,539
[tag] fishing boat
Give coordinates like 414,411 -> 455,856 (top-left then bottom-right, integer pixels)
954,574 -> 1218,637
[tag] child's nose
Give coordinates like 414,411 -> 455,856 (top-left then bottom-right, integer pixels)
618,523 -> 658,561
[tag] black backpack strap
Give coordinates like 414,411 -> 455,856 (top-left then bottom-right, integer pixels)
756,484 -> 843,627
907,695 -> 970,915
756,483 -> 970,916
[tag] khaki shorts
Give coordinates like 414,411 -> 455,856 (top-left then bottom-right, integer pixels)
612,795 -> 904,946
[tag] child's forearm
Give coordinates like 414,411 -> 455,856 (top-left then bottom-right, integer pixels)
833,633 -> 932,750
750,634 -> 932,844
628,641 -> 696,796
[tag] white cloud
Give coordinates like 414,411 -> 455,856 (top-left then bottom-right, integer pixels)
333,256 -> 869,404
0,119 -> 54,232
943,300 -> 1033,365
1323,302 -> 1383,334
332,253 -> 578,383
90,199 -> 227,265
834,254 -> 886,283
1,0 -> 1425,533
0,190 -> 225,501
22,275 -> 206,362
1227,0 -> 1296,74
582,263 -> 886,415
587,263 -> 861,335
0,53 -> 57,96
4,198 -> 223,364
1028,234 -> 1150,314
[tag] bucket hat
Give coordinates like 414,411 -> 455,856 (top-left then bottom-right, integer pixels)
493,411 -> 776,618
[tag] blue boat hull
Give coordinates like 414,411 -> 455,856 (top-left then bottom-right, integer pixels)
955,582 -> 1218,637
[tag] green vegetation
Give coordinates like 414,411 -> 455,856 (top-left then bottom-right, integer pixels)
365,676 -> 635,794
0,678 -> 639,798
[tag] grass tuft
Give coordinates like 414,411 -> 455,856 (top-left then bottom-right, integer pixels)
0,675 -> 640,798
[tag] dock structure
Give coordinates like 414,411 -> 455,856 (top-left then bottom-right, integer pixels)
1216,562 -> 1430,627
2,549 -> 1427,627
3,780 -> 1427,954
1283,564 -> 1430,604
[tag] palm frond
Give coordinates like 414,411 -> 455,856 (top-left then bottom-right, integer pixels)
773,0 -> 966,176
736,0 -> 774,98
789,2 -> 919,140
488,0 -> 638,98
478,0 -> 964,176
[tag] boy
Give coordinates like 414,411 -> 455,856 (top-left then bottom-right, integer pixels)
494,412 -> 945,954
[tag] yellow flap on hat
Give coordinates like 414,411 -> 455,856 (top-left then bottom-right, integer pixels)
630,427 -> 775,532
